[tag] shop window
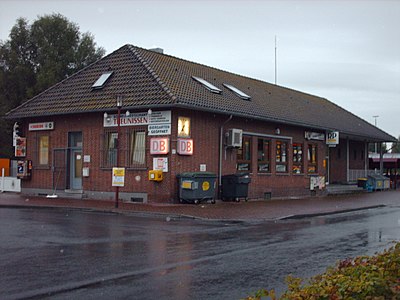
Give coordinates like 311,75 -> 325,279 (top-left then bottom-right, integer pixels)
257,138 -> 270,173
292,143 -> 303,174
307,144 -> 318,173
38,135 -> 49,165
275,140 -> 288,173
129,130 -> 146,167
102,131 -> 118,168
237,135 -> 251,171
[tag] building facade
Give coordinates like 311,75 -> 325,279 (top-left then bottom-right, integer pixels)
7,45 -> 396,203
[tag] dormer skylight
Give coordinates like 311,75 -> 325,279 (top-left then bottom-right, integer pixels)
223,83 -> 251,100
92,71 -> 113,89
192,76 -> 222,94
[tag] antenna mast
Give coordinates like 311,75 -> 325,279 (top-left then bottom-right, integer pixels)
275,35 -> 277,85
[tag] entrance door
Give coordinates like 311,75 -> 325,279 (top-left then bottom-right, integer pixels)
68,132 -> 83,190
70,150 -> 82,190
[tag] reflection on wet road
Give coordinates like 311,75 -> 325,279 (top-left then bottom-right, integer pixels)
1,206 -> 399,299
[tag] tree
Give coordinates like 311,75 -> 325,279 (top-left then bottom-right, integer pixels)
391,136 -> 400,153
0,13 -> 105,157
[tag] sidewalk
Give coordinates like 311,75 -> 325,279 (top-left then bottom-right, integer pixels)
1,190 -> 400,221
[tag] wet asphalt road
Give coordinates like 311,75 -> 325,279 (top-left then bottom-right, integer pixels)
1,206 -> 400,300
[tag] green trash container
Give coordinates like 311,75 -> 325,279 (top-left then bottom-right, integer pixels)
357,178 -> 368,189
177,172 -> 217,204
221,173 -> 251,202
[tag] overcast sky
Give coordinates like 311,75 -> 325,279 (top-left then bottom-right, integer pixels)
1,0 -> 399,139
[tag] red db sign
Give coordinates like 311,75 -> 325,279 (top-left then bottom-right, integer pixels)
150,138 -> 169,154
177,139 -> 193,155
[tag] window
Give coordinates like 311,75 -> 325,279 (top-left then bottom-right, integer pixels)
103,131 -> 118,167
223,83 -> 251,100
257,138 -> 270,172
237,136 -> 251,171
275,141 -> 288,173
129,130 -> 146,167
307,144 -> 318,173
38,135 -> 49,165
92,71 -> 113,89
192,76 -> 222,94
292,143 -> 303,174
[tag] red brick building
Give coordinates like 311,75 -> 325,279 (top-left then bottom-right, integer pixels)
6,45 -> 396,203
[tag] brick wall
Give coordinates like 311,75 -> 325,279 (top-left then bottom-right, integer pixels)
20,109 -> 351,202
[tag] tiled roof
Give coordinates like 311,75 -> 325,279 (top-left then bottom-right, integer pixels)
6,44 -> 395,142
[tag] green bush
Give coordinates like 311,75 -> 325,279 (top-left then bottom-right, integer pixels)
244,242 -> 400,300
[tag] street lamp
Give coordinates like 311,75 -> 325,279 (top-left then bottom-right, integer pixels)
373,115 -> 379,153
115,95 -> 123,208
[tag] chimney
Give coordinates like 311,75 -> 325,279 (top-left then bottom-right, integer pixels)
149,48 -> 164,54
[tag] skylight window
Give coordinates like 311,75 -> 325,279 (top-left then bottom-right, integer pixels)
223,83 -> 251,100
92,71 -> 113,89
192,76 -> 222,94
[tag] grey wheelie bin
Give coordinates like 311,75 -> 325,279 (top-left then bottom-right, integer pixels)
177,172 -> 217,204
221,173 -> 251,202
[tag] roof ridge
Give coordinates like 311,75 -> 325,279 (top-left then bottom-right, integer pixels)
126,45 -> 177,103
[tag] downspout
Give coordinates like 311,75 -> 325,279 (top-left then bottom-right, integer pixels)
346,138 -> 349,183
219,115 -> 233,199
379,142 -> 384,175
364,141 -> 368,177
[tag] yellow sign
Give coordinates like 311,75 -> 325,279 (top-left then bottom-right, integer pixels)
202,181 -> 210,191
112,167 -> 125,187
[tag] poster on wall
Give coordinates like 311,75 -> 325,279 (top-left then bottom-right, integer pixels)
112,167 -> 125,187
153,157 -> 168,172
14,137 -> 26,157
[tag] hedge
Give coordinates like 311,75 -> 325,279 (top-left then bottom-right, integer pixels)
244,242 -> 400,300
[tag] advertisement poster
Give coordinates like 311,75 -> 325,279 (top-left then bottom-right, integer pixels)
112,167 -> 125,187
14,137 -> 26,157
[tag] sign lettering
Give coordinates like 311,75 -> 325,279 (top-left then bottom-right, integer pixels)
150,138 -> 169,155
177,139 -> 193,155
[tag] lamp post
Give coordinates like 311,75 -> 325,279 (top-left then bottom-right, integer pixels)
373,115 -> 379,154
115,95 -> 123,208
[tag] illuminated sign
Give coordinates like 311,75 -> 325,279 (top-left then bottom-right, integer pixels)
326,131 -> 339,145
150,138 -> 169,155
178,117 -> 190,138
29,122 -> 54,131
177,139 -> 193,155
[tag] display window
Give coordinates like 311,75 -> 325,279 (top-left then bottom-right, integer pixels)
257,138 -> 270,173
237,135 -> 252,171
275,140 -> 288,173
307,144 -> 318,173
292,143 -> 303,174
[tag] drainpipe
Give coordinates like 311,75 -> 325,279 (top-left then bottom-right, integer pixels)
219,115 -> 233,199
379,142 -> 384,175
346,138 -> 349,183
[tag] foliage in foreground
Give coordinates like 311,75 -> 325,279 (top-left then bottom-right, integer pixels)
244,242 -> 400,300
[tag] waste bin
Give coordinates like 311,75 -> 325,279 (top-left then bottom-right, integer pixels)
221,173 -> 251,202
177,172 -> 217,204
367,174 -> 390,191
357,178 -> 368,189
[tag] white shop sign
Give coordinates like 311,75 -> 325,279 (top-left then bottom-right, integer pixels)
29,122 -> 54,131
148,124 -> 171,136
104,110 -> 171,127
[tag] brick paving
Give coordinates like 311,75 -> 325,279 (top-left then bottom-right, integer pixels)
1,190 -> 400,221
